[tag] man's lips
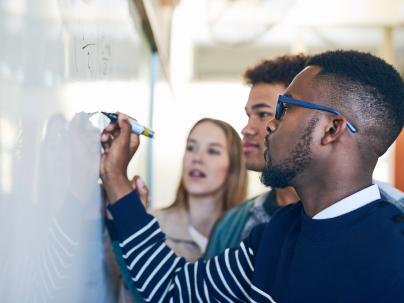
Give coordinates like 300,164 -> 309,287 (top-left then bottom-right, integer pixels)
242,142 -> 260,152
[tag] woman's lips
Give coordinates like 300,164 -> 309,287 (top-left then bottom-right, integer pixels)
188,169 -> 206,178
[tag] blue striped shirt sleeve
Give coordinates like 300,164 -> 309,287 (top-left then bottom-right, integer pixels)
108,191 -> 276,303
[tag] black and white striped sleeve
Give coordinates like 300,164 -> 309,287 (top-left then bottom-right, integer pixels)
108,191 -> 275,303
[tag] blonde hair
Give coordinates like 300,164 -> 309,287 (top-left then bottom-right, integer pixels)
171,118 -> 248,212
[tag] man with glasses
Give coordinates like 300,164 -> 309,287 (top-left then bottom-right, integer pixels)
101,50 -> 404,302
205,56 -> 403,260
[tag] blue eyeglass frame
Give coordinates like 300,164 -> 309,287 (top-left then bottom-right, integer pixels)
276,95 -> 358,133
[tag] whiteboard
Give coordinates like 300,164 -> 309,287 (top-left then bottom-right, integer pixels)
0,0 -> 152,301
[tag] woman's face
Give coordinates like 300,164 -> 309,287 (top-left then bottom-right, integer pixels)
182,121 -> 230,198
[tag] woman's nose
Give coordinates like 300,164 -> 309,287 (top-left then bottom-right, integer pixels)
192,152 -> 203,164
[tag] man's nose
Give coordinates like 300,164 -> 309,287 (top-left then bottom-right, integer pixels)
241,121 -> 257,137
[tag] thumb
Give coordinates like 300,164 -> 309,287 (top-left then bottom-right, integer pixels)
117,113 -> 132,143
117,113 -> 140,156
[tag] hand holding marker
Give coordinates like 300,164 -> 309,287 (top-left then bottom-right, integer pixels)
101,112 -> 155,139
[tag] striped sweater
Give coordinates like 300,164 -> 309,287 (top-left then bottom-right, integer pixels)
109,190 -> 404,303
108,191 -> 275,303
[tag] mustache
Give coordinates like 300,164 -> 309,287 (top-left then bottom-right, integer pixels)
264,135 -> 269,148
263,135 -> 270,163
264,148 -> 269,163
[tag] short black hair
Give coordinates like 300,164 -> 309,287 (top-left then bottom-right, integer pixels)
244,54 -> 310,87
308,50 -> 404,156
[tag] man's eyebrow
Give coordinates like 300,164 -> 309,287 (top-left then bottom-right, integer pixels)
246,103 -> 272,111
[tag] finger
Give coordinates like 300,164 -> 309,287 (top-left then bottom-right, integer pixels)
117,114 -> 140,157
104,122 -> 117,132
117,112 -> 129,124
136,177 -> 149,199
101,123 -> 118,141
131,175 -> 149,208
99,153 -> 106,176
114,114 -> 131,146
112,127 -> 121,138
101,132 -> 110,144
130,175 -> 139,189
101,142 -> 110,153
117,113 -> 131,136
135,176 -> 148,194
101,132 -> 113,152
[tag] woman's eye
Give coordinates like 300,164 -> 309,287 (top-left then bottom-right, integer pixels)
186,144 -> 197,152
208,148 -> 221,155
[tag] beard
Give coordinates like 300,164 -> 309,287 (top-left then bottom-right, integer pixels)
261,117 -> 318,188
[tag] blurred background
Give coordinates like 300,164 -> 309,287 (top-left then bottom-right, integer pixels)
0,0 -> 403,301
152,0 -> 404,206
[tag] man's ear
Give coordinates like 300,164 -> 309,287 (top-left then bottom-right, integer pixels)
321,116 -> 347,145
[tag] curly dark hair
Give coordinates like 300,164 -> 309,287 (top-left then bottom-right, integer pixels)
308,50 -> 404,156
244,54 -> 310,86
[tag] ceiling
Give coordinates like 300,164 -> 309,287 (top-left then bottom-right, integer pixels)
169,0 -> 404,80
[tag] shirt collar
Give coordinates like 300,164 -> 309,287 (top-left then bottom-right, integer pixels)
188,225 -> 208,253
312,184 -> 381,220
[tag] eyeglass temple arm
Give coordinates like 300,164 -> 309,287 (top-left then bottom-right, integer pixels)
279,96 -> 357,133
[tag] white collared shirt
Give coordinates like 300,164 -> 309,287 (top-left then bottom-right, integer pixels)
313,184 -> 381,220
188,225 -> 208,253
